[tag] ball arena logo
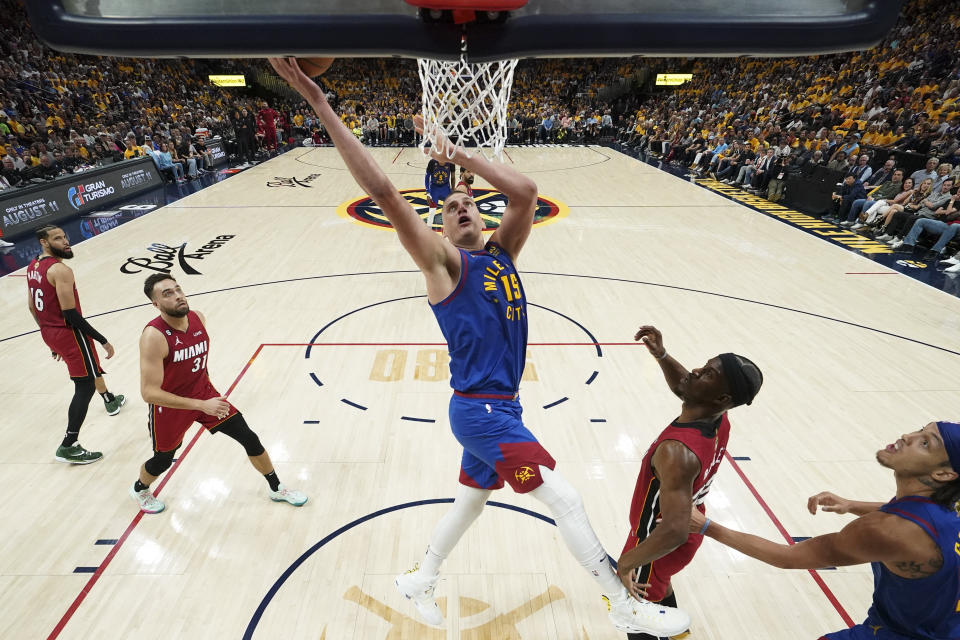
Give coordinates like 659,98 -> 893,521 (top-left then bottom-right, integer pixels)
120,235 -> 235,275
336,188 -> 569,231
67,180 -> 116,211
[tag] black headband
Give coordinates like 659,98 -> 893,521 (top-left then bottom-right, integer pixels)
718,352 -> 755,407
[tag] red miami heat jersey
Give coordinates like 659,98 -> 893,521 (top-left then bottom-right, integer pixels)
146,311 -> 211,397
626,414 -> 730,545
26,255 -> 78,328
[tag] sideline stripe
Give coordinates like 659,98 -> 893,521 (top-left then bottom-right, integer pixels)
282,342 -> 633,347
6,272 -> 957,358
724,452 -> 854,627
46,344 -> 265,640
523,271 -> 960,358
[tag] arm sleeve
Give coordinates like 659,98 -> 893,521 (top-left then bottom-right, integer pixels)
425,160 -> 435,191
62,308 -> 108,344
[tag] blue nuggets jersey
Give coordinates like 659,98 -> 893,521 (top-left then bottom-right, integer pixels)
868,496 -> 960,639
426,160 -> 454,191
431,241 -> 527,395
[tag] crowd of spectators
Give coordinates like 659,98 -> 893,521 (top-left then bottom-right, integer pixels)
611,0 -> 960,263
2,0 -> 959,268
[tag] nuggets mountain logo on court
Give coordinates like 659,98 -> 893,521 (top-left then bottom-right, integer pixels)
266,174 -> 322,188
120,235 -> 235,275
337,188 -> 568,231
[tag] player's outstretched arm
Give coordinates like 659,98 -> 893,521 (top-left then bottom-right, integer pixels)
268,58 -> 449,277
635,325 -> 688,398
691,508 -> 916,571
807,491 -> 885,517
414,116 -> 537,261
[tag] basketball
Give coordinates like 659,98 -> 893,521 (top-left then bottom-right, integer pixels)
297,57 -> 335,77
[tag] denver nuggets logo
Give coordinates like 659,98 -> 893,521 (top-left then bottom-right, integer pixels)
514,466 -> 536,485
895,259 -> 927,269
337,188 -> 569,231
330,584 -> 570,638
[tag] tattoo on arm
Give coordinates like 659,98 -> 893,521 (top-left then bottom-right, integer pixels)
892,551 -> 943,578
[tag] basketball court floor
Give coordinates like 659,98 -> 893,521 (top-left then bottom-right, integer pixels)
1,145 -> 957,639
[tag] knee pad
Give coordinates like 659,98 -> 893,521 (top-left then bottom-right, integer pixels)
144,449 -> 176,476
217,416 -> 265,457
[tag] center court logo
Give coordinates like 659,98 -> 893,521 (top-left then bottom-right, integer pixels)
317,584 -> 567,638
337,188 -> 568,231
120,235 -> 235,275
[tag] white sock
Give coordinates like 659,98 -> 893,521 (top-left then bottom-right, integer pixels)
420,484 -> 491,576
529,466 -> 630,602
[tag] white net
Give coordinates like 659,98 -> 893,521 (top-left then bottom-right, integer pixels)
417,56 -> 518,161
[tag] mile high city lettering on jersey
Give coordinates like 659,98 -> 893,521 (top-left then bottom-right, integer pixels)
119,235 -> 235,275
482,253 -> 525,322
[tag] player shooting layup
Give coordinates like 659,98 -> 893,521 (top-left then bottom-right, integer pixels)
269,56 -> 689,636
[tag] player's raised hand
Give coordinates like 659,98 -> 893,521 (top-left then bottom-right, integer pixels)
807,491 -> 852,515
198,397 -> 231,418
413,115 -> 458,160
267,57 -> 318,96
635,325 -> 666,359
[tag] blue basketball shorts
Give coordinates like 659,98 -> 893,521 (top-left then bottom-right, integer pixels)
448,394 -> 556,493
428,185 -> 452,206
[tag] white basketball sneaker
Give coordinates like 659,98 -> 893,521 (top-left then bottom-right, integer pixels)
268,484 -> 308,506
605,594 -> 691,636
130,484 -> 165,514
395,563 -> 443,626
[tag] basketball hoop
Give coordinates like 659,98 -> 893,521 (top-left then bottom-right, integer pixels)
409,0 -> 525,162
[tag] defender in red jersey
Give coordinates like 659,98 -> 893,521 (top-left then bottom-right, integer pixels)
26,225 -> 125,465
128,274 -> 307,515
617,325 -> 762,640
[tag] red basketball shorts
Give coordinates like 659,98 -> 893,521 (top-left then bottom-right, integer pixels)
147,380 -> 238,452
41,326 -> 104,379
622,524 -> 706,602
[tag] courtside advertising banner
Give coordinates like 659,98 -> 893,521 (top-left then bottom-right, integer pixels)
0,158 -> 163,238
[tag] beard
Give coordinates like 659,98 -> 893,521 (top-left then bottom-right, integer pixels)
166,303 -> 190,318
49,245 -> 73,259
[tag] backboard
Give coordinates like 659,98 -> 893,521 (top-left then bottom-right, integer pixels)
24,0 -> 905,60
